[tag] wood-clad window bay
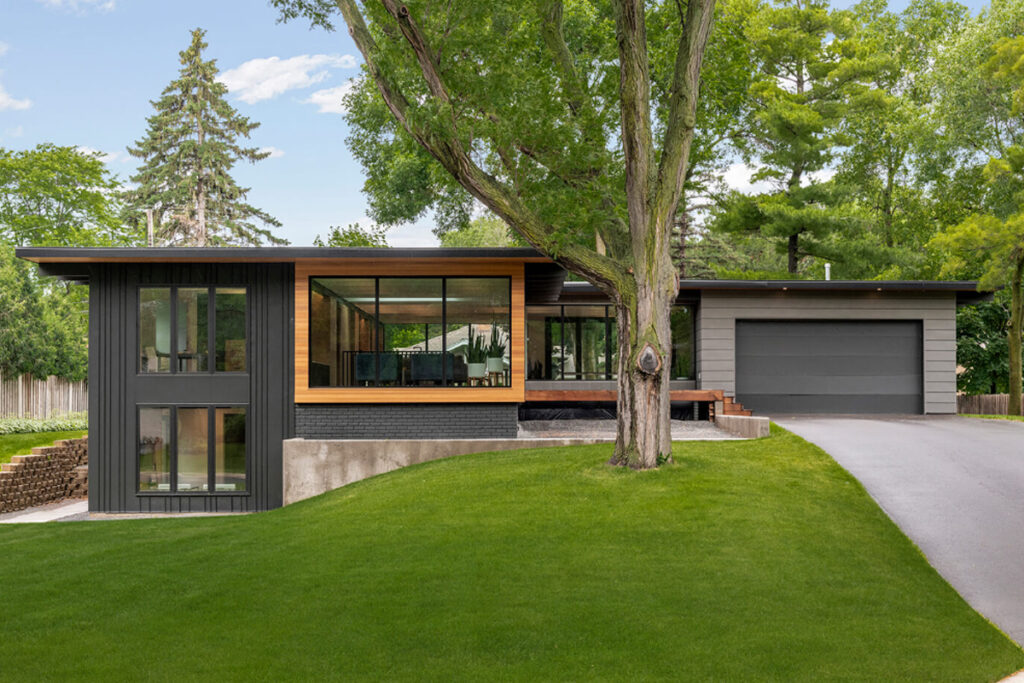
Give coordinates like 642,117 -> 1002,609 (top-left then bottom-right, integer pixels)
309,277 -> 512,388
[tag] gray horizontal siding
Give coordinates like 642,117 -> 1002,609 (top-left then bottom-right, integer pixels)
697,290 -> 957,414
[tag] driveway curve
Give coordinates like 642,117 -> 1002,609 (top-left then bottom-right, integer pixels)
773,415 -> 1024,646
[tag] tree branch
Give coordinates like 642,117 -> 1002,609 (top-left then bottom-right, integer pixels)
652,0 -> 717,234
536,0 -> 589,117
611,0 -> 654,260
335,0 -> 630,295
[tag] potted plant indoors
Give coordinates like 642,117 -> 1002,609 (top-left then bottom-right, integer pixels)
486,325 -> 506,375
466,329 -> 487,380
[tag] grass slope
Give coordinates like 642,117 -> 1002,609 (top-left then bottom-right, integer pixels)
0,430 -> 87,465
963,414 -> 1024,422
1,426 -> 1021,680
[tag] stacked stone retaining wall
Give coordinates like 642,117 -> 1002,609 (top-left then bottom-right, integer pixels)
0,437 -> 88,513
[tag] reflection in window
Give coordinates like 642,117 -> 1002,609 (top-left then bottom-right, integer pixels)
215,408 -> 246,492
310,278 -> 376,387
177,288 -> 209,372
138,407 -> 171,491
446,278 -> 511,387
177,407 -> 209,492
216,288 -> 247,371
380,278 -> 443,386
308,277 -> 512,388
140,288 -> 171,373
139,286 -> 246,374
526,305 -> 692,381
670,307 -> 694,380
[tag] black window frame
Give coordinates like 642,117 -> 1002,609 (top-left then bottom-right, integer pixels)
136,403 -> 250,496
307,275 -> 513,388
526,304 -> 695,381
137,285 -> 249,375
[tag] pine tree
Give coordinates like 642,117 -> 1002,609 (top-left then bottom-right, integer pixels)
127,28 -> 285,246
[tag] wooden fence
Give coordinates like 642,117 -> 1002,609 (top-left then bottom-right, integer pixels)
957,393 -> 1024,416
0,373 -> 88,419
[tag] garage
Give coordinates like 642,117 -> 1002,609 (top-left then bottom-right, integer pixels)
735,320 -> 923,414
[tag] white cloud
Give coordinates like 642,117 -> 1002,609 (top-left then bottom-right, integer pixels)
258,146 -> 285,159
76,146 -> 125,164
4,125 -> 24,138
0,42 -> 9,58
0,78 -> 31,111
35,0 -> 115,13
219,54 -> 357,104
305,81 -> 356,115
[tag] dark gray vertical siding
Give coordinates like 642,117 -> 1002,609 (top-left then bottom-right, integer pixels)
88,262 -> 293,512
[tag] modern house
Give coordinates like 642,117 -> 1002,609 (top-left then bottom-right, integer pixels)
17,246 -> 985,513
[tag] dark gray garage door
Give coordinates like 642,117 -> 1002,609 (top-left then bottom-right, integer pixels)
735,320 -> 923,414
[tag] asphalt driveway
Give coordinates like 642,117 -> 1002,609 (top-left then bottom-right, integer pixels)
773,415 -> 1024,646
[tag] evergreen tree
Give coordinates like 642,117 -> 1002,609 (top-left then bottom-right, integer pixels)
714,0 -> 879,273
127,29 -> 285,246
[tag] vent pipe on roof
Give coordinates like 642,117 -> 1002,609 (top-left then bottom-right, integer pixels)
824,263 -> 831,281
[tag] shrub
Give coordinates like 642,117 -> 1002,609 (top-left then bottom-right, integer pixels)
0,412 -> 88,435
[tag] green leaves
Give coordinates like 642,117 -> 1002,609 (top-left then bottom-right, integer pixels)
0,144 -> 132,247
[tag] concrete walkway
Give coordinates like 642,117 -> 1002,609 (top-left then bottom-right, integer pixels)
774,415 -> 1024,646
0,499 -> 88,523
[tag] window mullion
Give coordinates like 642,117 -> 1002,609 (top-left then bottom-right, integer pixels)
169,287 -> 178,374
207,406 -> 215,494
208,287 -> 216,373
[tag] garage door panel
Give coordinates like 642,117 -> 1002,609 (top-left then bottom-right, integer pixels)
740,372 -> 922,395
738,393 -> 922,414
736,321 -> 922,414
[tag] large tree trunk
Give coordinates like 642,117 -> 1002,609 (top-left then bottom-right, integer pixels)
1009,259 -> 1023,416
609,255 -> 676,468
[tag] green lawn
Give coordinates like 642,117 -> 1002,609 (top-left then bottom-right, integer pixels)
0,430 -> 87,465
963,413 -> 1024,422
0,426 -> 1021,680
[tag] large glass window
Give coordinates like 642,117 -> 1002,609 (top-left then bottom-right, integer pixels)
215,408 -> 247,492
137,406 -> 247,494
177,407 -> 209,492
380,278 -> 443,387
446,278 -> 511,387
140,288 -> 171,373
138,286 -> 247,374
138,407 -> 171,491
177,288 -> 209,372
527,305 -> 693,381
309,277 -> 511,388
216,289 -> 247,372
670,307 -> 695,380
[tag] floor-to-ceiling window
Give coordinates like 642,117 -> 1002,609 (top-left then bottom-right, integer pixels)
526,305 -> 693,381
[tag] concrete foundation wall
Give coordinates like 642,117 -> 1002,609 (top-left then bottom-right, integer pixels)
294,403 -> 518,439
715,415 -> 770,438
283,437 -> 605,505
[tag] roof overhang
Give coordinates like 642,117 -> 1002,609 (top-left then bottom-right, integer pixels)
16,247 -> 992,305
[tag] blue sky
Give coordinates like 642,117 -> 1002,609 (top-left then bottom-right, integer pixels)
0,0 -> 990,247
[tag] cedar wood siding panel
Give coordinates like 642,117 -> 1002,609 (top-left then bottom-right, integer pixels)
696,290 -> 956,414
88,263 -> 294,513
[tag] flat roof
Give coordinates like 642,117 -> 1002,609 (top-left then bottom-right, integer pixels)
15,246 -> 549,263
16,246 -> 989,303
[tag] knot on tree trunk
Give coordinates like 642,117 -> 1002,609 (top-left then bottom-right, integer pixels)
636,343 -> 662,375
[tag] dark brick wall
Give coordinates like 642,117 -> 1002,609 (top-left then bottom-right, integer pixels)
294,403 -> 519,439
